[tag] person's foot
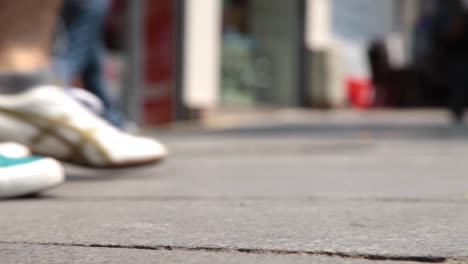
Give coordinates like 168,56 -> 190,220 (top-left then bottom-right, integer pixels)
0,85 -> 168,167
0,155 -> 64,198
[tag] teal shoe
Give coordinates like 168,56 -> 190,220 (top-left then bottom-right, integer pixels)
0,155 -> 64,198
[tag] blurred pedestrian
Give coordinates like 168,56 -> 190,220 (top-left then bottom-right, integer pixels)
433,0 -> 468,122
55,0 -> 124,127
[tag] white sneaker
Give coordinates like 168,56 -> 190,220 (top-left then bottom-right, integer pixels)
0,142 -> 30,158
0,155 -> 64,198
0,85 -> 168,167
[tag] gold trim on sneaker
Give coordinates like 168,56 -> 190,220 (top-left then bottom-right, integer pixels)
0,108 -> 112,166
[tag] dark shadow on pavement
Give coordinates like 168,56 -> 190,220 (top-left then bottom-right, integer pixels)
202,123 -> 468,140
63,163 -> 166,182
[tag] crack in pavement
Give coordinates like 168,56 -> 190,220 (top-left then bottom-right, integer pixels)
0,241 -> 457,263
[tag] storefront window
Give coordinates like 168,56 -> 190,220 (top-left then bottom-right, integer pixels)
222,0 -> 261,106
221,0 -> 303,107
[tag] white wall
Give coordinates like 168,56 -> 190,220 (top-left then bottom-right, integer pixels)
306,0 -> 331,50
331,0 -> 395,42
183,0 -> 222,109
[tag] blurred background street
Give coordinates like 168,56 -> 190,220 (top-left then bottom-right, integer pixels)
2,0 -> 468,263
92,0 -> 468,127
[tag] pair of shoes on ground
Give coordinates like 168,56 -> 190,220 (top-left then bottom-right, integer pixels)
0,143 -> 64,199
0,85 -> 168,198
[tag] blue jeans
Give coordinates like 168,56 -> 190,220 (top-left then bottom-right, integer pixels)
56,0 -> 123,127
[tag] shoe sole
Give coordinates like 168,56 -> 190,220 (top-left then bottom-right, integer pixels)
0,158 -> 65,199
59,155 -> 167,169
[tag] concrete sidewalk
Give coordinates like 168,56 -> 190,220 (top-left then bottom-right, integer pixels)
1,111 -> 468,263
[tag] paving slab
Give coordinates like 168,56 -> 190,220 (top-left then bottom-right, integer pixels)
51,150 -> 468,200
0,200 -> 467,259
0,243 -> 430,264
4,113 -> 468,263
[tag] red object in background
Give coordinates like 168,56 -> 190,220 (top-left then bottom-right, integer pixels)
143,0 -> 176,125
347,78 -> 374,109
